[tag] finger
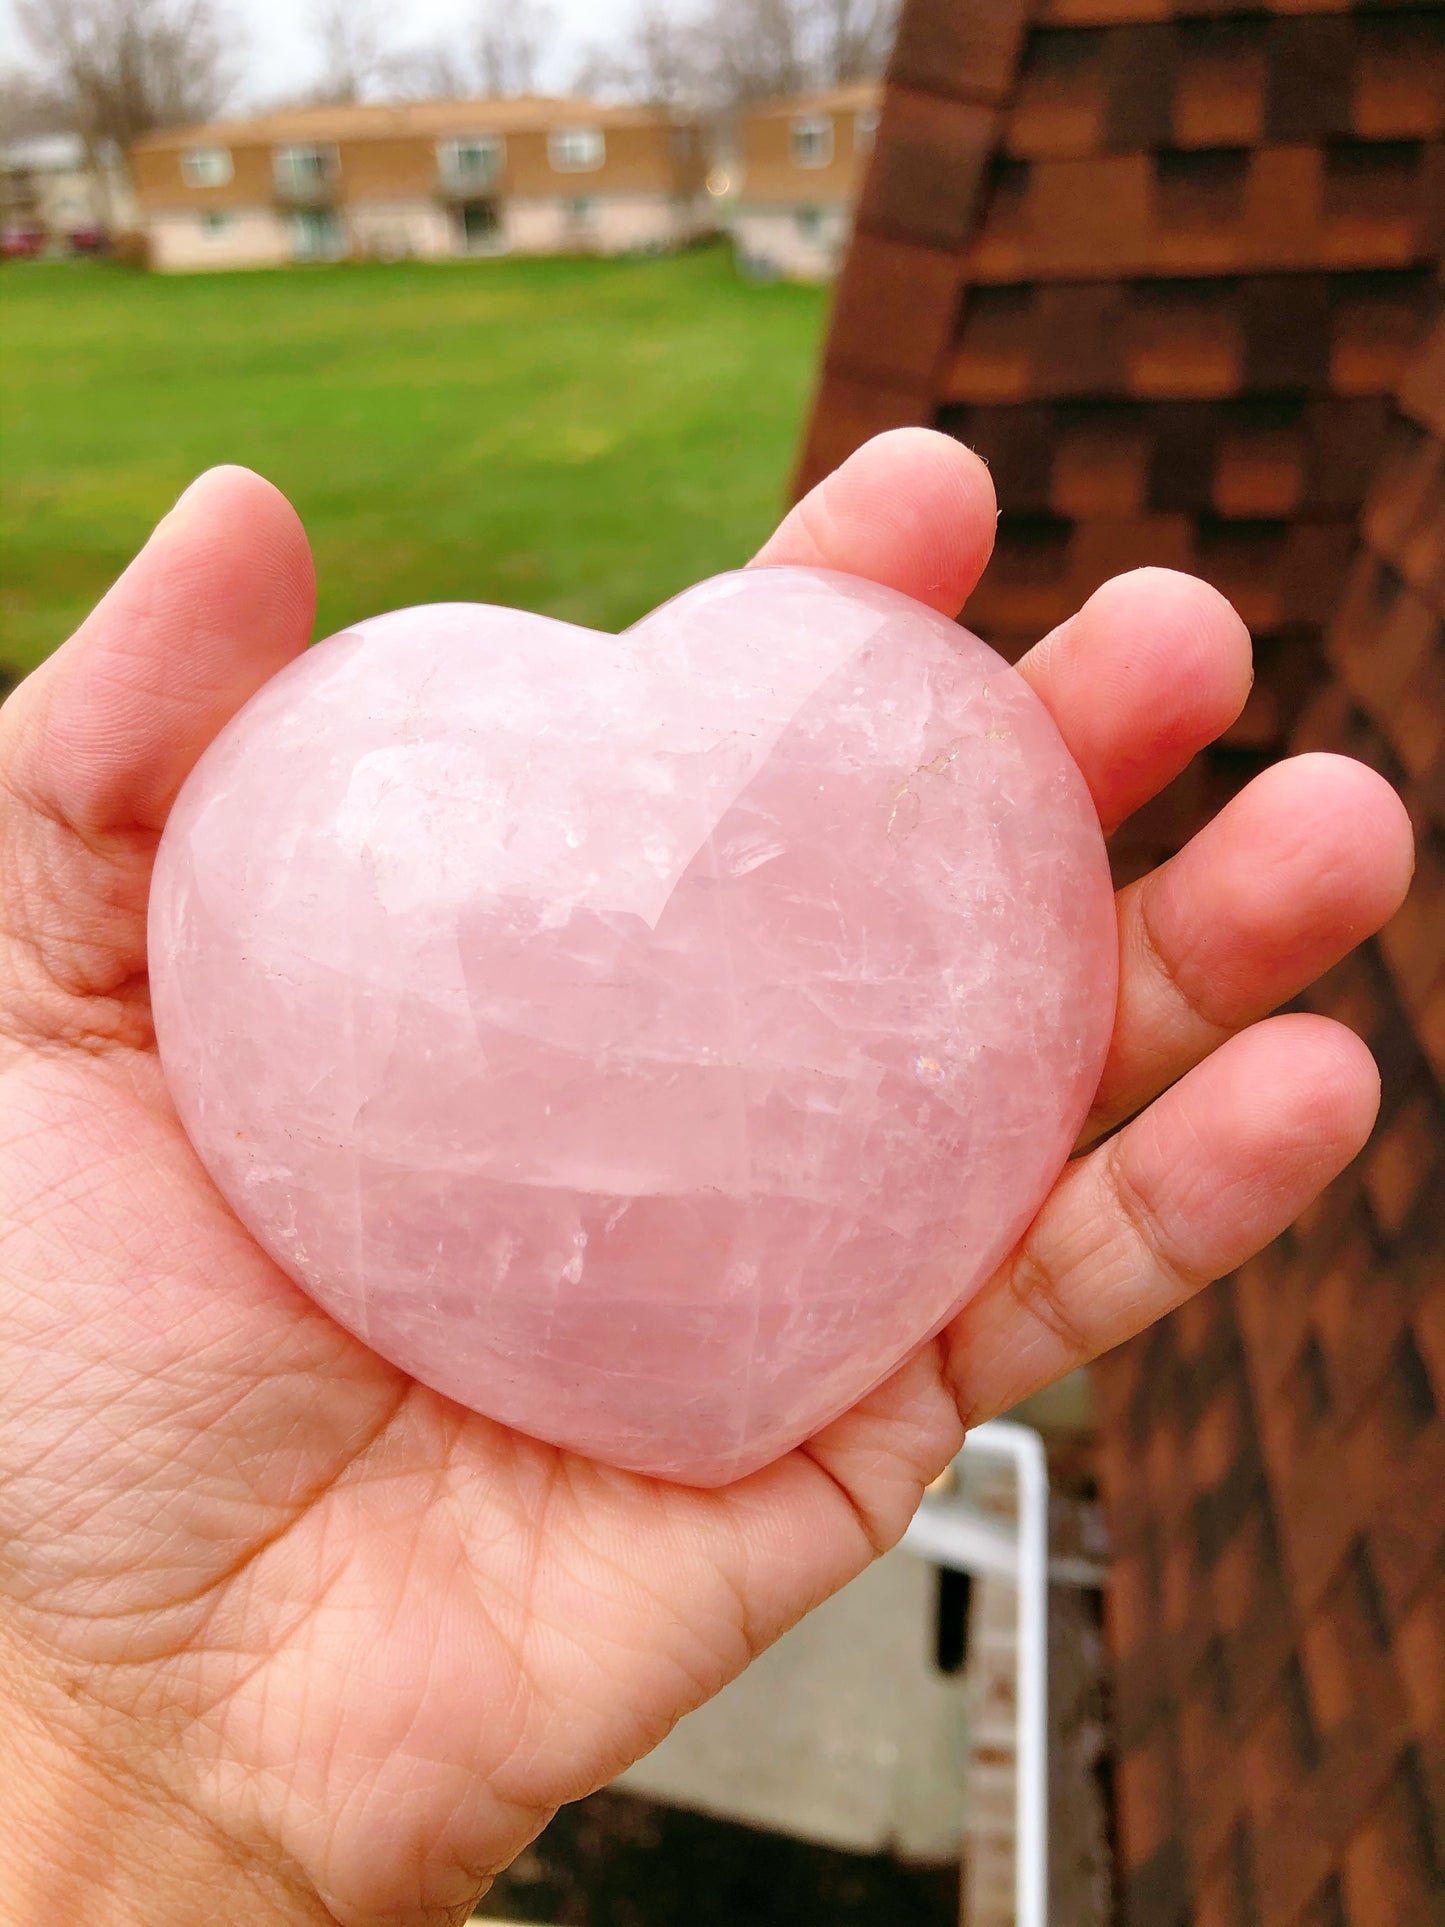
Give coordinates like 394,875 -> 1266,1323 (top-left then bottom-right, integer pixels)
946,1013 -> 1380,1424
749,427 -> 997,615
1014,568 -> 1254,833
0,467 -> 313,1021
759,449 -> 1252,833
1083,754 -> 1414,1143
2,466 -> 314,837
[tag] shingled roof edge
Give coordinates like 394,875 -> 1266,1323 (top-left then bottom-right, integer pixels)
793,0 -> 1038,496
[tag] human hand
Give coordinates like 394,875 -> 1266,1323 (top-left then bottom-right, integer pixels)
0,433 -> 1412,1927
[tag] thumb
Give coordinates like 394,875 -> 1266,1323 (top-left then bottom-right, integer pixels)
0,467 -> 314,1034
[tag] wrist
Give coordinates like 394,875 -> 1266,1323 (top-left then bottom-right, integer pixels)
0,1668 -> 324,1927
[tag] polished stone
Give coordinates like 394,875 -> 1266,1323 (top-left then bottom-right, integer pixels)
149,568 -> 1117,1484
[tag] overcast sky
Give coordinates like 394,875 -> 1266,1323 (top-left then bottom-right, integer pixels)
0,0 -> 644,107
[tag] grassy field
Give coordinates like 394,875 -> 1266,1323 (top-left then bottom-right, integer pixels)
0,246 -> 826,676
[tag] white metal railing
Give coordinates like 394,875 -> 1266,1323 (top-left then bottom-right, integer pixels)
480,1417 -> 1100,1927
901,1419 -> 1056,1927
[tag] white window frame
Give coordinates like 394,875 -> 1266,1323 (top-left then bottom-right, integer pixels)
273,142 -> 339,194
790,115 -> 834,169
181,146 -> 233,187
437,134 -> 503,187
548,126 -> 605,173
854,108 -> 879,152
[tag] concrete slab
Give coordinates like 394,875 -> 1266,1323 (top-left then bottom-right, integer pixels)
615,1546 -> 968,1863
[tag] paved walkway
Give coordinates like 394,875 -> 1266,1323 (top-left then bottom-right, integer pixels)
618,1545 -> 970,1862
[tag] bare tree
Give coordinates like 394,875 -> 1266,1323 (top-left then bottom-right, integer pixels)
0,62 -> 71,138
474,0 -> 556,98
816,0 -> 898,83
304,0 -> 395,105
593,0 -> 897,111
15,0 -> 235,148
379,42 -> 473,104
697,0 -> 810,104
574,3 -> 703,108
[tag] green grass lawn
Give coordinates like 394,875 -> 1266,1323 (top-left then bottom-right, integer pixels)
0,246 -> 826,676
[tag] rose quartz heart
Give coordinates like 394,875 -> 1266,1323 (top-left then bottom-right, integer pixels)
149,567 -> 1116,1484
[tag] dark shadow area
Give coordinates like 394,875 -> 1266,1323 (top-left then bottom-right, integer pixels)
482,1789 -> 959,1927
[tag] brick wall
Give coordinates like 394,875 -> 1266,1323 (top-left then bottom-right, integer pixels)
798,2 -> 1445,1919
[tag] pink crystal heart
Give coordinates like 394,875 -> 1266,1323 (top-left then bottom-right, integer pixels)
149,567 -> 1117,1484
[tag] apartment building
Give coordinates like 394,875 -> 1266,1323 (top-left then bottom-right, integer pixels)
1,133 -> 139,249
729,83 -> 880,281
129,97 -> 709,272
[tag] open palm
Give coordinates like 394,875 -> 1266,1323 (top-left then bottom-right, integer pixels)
0,435 -> 1413,1927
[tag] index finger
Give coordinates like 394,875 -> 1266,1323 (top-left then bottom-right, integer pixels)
750,427 -> 998,614
756,430 -> 1254,832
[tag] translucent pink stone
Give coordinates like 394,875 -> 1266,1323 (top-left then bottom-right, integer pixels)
149,568 -> 1117,1484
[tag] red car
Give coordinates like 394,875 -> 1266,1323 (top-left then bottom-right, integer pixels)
1,227 -> 46,259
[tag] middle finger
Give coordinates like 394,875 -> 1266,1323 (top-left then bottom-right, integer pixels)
1080,750 -> 1414,1146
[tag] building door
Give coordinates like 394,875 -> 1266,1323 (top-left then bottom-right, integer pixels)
290,207 -> 344,262
458,199 -> 502,254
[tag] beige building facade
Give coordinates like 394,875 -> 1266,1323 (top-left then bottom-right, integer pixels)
130,98 -> 710,272
729,84 -> 879,281
1,134 -> 139,246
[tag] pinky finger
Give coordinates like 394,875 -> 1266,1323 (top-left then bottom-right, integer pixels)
945,1013 -> 1381,1425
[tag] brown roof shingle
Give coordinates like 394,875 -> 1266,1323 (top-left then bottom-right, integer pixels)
800,3 -> 1445,1921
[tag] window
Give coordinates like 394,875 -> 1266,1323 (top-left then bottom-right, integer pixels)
549,126 -> 605,172
790,116 -> 833,168
438,135 -> 503,187
567,195 -> 596,224
796,204 -> 825,238
290,206 -> 345,261
274,143 -> 338,194
182,146 -> 233,187
854,108 -> 879,152
199,210 -> 233,237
